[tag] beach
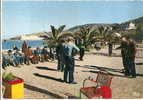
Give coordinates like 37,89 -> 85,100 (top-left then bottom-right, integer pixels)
2,47 -> 143,99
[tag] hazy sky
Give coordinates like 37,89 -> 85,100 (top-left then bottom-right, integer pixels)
2,1 -> 143,39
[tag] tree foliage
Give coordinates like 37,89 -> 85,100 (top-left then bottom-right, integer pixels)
75,26 -> 97,47
44,25 -> 74,48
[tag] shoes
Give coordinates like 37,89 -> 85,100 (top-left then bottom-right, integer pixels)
69,82 -> 77,84
63,80 -> 68,83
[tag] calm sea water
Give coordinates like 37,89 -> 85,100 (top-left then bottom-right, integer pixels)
2,40 -> 46,50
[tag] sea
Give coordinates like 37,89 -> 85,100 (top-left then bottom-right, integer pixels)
2,40 -> 47,50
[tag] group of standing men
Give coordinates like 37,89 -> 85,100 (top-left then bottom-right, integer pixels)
117,36 -> 137,78
56,37 -> 81,84
56,36 -> 137,85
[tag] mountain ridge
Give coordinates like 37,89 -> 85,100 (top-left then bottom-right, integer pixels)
8,16 -> 143,41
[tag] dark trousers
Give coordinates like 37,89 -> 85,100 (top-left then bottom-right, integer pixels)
108,47 -> 112,56
127,57 -> 136,77
64,56 -> 75,83
57,56 -> 64,71
64,71 -> 74,83
79,48 -> 85,60
122,56 -> 130,75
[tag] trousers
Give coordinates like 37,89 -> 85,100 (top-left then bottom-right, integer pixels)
64,56 -> 75,83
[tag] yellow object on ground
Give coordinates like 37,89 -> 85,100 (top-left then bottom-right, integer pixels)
3,77 -> 24,99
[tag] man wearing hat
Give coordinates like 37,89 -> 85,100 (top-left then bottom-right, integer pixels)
63,37 -> 80,84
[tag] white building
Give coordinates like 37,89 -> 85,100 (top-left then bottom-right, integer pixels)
127,22 -> 136,30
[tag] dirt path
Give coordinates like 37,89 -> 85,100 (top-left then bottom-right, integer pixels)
2,48 -> 143,99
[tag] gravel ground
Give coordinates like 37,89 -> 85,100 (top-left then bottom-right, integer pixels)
2,48 -> 143,99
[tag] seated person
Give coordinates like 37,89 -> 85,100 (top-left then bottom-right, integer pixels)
13,45 -> 18,50
7,50 -> 19,67
2,53 -> 10,69
41,46 -> 49,62
34,47 -> 41,62
14,49 -> 24,65
31,48 -> 41,64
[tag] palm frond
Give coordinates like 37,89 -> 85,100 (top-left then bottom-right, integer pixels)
58,25 -> 66,33
50,25 -> 58,39
57,31 -> 74,39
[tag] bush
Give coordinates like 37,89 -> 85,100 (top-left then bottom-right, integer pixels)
3,72 -> 17,81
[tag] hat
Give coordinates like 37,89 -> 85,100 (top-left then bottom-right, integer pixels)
67,37 -> 74,41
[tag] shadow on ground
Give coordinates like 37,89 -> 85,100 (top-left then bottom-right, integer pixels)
33,73 -> 64,83
76,65 -> 123,73
24,83 -> 64,99
136,63 -> 143,65
76,65 -> 143,78
89,52 -> 121,57
36,66 -> 57,71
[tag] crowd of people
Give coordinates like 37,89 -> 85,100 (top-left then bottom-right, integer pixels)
2,41 -> 53,69
2,38 -> 82,84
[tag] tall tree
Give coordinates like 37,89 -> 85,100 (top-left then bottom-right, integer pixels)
75,26 -> 97,48
44,25 -> 73,48
95,25 -> 113,42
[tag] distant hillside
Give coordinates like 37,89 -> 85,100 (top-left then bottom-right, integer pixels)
67,17 -> 143,42
68,23 -> 114,32
10,32 -> 47,40
121,16 -> 143,25
9,16 -> 143,42
68,17 -> 143,32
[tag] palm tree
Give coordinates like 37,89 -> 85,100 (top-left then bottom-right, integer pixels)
46,25 -> 66,48
43,25 -> 74,59
95,25 -> 113,42
74,26 -> 97,48
44,25 -> 74,47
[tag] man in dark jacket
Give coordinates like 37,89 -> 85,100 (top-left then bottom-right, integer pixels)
78,39 -> 85,61
116,37 -> 129,76
56,40 -> 65,71
63,37 -> 79,84
108,41 -> 113,56
126,38 -> 136,78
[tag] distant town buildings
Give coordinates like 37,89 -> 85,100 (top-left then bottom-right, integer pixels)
127,22 -> 136,30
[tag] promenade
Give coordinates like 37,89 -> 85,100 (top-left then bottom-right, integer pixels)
2,48 -> 143,99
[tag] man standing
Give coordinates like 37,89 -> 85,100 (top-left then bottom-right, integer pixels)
116,37 -> 129,76
22,41 -> 28,54
108,41 -> 113,56
63,37 -> 80,84
78,39 -> 85,61
56,40 -> 65,71
126,38 -> 136,78
25,46 -> 33,65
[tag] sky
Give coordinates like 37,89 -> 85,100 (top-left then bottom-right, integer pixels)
2,0 -> 143,39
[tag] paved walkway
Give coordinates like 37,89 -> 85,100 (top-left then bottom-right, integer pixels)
2,48 -> 143,99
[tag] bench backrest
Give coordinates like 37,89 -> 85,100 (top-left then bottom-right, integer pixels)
96,71 -> 113,87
